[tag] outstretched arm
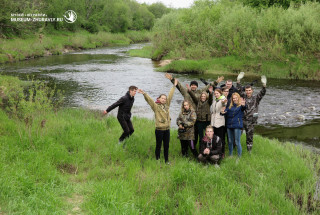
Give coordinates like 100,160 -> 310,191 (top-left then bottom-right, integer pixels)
104,96 -> 124,114
138,89 -> 157,112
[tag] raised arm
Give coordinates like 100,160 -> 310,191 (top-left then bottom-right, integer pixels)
138,89 -> 157,112
256,75 -> 267,103
188,89 -> 199,105
166,78 -> 177,106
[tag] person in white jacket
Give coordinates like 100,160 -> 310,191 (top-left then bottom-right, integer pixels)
210,88 -> 227,157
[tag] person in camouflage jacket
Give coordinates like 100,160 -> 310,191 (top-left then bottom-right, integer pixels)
176,100 -> 198,158
236,73 -> 267,152
188,85 -> 213,151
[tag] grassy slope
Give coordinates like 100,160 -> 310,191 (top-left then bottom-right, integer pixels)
0,108 -> 319,214
128,47 -> 320,80
0,30 -> 151,64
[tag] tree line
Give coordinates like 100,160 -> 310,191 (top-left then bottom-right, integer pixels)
0,0 -> 171,38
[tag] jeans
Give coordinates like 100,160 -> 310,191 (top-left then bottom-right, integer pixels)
227,128 -> 242,156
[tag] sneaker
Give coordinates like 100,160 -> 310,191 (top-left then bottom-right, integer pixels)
118,141 -> 122,145
214,164 -> 220,169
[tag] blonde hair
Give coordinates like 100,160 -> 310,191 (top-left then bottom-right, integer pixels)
200,91 -> 208,100
229,92 -> 241,108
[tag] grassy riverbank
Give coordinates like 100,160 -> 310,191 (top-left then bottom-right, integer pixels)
0,30 -> 151,64
1,75 -> 320,214
0,107 -> 319,213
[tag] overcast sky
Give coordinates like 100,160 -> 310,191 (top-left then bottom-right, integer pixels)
136,0 -> 195,8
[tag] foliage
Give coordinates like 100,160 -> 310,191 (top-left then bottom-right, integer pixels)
147,2 -> 171,19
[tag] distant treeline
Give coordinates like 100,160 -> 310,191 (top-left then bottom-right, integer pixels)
0,0 -> 171,38
151,0 -> 320,61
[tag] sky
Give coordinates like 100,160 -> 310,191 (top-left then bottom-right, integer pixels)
136,0 -> 195,8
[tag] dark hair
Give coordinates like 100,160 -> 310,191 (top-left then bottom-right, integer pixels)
129,86 -> 138,91
158,94 -> 167,99
245,85 -> 252,90
222,86 -> 229,92
214,88 -> 222,95
190,81 -> 198,87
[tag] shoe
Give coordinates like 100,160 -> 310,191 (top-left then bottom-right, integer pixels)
118,141 -> 122,145
214,164 -> 220,169
236,158 -> 240,165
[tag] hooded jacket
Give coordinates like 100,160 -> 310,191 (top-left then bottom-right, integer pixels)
143,86 -> 175,130
106,91 -> 134,120
176,109 -> 197,140
189,90 -> 213,122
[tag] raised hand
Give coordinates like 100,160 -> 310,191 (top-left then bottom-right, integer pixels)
165,73 -> 173,80
137,89 -> 145,94
237,72 -> 245,82
240,97 -> 246,106
186,84 -> 191,91
261,75 -> 267,87
216,76 -> 224,83
208,86 -> 213,93
174,78 -> 178,86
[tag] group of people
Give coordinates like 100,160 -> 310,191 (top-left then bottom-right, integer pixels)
104,72 -> 267,166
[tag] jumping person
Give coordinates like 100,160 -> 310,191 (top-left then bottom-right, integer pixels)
221,93 -> 246,157
176,100 -> 198,158
103,86 -> 138,143
198,125 -> 222,166
236,73 -> 267,152
138,77 -> 178,164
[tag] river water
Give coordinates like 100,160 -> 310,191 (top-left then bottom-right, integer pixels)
1,44 -> 320,150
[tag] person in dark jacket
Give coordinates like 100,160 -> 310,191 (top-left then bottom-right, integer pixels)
103,86 -> 138,143
221,79 -> 239,101
198,125 -> 222,165
236,74 -> 267,152
221,92 -> 246,157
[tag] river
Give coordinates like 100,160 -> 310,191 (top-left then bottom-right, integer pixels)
1,43 -> 319,151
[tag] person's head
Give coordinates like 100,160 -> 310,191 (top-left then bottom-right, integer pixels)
190,81 -> 198,91
245,85 -> 253,98
129,86 -> 138,97
214,89 -> 222,99
158,94 -> 167,104
200,91 -> 208,102
229,92 -> 241,108
222,87 -> 229,97
226,80 -> 233,89
205,125 -> 214,139
181,100 -> 192,112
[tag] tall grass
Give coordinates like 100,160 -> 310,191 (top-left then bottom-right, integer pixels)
151,1 -> 320,80
0,76 -> 319,214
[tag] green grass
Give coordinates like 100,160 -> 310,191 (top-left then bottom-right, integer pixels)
128,45 -> 153,58
0,106 -> 319,214
0,30 -> 151,64
156,56 -> 320,80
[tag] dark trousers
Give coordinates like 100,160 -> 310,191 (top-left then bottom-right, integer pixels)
180,140 -> 198,158
155,129 -> 170,162
244,121 -> 255,151
198,154 -> 221,164
118,117 -> 134,142
214,126 -> 226,155
195,121 -> 210,151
